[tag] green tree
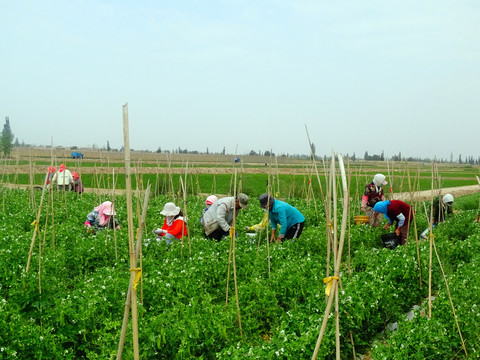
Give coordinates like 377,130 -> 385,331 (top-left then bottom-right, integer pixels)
1,117 -> 14,156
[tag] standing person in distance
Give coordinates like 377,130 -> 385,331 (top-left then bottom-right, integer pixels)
71,172 -> 84,194
258,193 -> 305,243
361,173 -> 388,227
52,164 -> 73,191
373,200 -> 414,245
202,193 -> 249,241
45,166 -> 56,190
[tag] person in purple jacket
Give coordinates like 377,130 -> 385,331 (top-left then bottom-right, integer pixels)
373,200 -> 414,245
259,193 -> 305,243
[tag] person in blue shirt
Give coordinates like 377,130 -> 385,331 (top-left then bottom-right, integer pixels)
258,193 -> 305,243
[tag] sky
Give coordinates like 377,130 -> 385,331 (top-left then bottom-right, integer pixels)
1,1 -> 479,160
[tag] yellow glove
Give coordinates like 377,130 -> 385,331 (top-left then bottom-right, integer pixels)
229,227 -> 236,238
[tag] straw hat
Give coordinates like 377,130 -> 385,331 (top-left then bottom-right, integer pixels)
160,202 -> 180,216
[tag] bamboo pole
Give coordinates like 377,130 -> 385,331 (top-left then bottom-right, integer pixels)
229,169 -> 242,335
428,161 -> 435,318
121,103 -> 140,360
181,163 -> 191,255
113,168 -> 118,260
330,152 -> 341,360
406,165 -> 422,288
26,173 -> 49,273
432,239 -> 468,356
116,184 -> 151,360
312,153 -> 349,359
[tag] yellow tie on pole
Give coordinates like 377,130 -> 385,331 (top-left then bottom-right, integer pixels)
31,220 -> 39,231
323,276 -> 339,296
130,268 -> 142,291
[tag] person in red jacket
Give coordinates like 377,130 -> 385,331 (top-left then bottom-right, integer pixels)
373,200 -> 414,245
153,202 -> 188,245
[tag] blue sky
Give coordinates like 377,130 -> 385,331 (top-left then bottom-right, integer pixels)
1,1 -> 479,160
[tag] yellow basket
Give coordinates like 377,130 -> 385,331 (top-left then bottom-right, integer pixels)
354,215 -> 370,225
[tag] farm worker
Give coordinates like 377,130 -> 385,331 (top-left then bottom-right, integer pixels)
52,164 -> 73,191
200,195 -> 218,225
420,194 -> 454,239
202,193 -> 249,241
45,166 -> 56,190
71,172 -> 84,194
373,200 -> 414,245
84,201 -> 120,230
361,174 -> 387,227
258,193 -> 305,243
153,202 -> 188,245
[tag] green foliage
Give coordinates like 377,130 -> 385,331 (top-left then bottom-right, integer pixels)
0,188 -> 479,358
1,117 -> 14,157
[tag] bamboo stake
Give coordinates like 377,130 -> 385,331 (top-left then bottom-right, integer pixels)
121,103 -> 140,360
330,152 -> 341,360
230,169 -> 242,335
181,163 -> 191,255
406,165 -> 422,288
431,239 -> 468,356
312,153 -> 349,359
113,168 -> 118,260
26,173 -> 49,273
428,161 -> 435,319
116,184 -> 151,360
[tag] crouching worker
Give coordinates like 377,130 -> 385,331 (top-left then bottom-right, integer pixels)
373,200 -> 414,245
420,194 -> 454,239
84,201 -> 120,230
202,193 -> 249,241
153,202 -> 188,245
259,193 -> 305,243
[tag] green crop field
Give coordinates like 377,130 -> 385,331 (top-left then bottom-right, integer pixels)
1,173 -> 480,358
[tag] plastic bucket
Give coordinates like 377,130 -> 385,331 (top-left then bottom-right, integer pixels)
354,215 -> 370,225
381,233 -> 400,250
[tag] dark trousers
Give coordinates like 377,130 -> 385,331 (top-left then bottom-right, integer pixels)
285,222 -> 304,240
205,228 -> 228,242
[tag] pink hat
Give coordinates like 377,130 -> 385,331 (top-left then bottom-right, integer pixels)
206,195 -> 218,205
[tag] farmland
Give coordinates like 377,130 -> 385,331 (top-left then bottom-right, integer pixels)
1,148 -> 480,359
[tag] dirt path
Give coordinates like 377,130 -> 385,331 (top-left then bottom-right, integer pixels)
390,184 -> 480,202
3,183 -> 480,201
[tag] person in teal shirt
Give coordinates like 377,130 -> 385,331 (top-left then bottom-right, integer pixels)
258,193 -> 305,243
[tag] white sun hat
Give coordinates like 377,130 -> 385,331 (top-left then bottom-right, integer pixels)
160,202 -> 180,216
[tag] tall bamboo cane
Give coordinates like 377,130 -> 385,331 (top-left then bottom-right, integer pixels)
432,240 -> 468,356
113,168 -> 118,260
428,161 -> 435,318
229,169 -> 242,335
116,184 -> 151,360
406,165 -> 422,288
121,103 -> 140,360
312,153 -> 349,359
26,173 -> 49,273
181,163 -> 191,255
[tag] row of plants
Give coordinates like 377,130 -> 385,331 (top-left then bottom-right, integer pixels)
0,188 -> 479,358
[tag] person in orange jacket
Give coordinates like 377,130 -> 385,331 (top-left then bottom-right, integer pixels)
153,202 -> 188,245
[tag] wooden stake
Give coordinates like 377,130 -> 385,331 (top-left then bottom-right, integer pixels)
121,103 -> 140,360
312,153 -> 349,359
26,173 -> 49,273
116,184 -> 151,360
406,165 -> 422,288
